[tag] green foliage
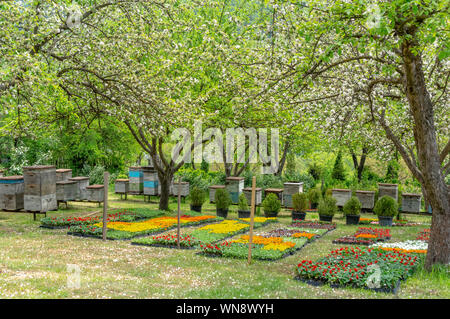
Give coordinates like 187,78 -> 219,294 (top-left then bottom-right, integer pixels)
238,193 -> 249,211
215,188 -> 232,210
307,188 -> 322,204
331,151 -> 346,181
262,193 -> 281,214
190,186 -> 206,206
343,196 -> 362,216
292,193 -> 309,212
374,196 -> 399,217
318,196 -> 337,217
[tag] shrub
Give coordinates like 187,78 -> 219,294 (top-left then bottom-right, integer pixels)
374,196 -> 398,217
238,193 -> 249,211
292,193 -> 309,212
343,196 -> 362,216
262,193 -> 281,214
190,187 -> 206,206
215,188 -> 232,210
307,188 -> 322,204
318,196 -> 337,217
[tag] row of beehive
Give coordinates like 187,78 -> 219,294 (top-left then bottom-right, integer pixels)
331,183 -> 423,213
0,167 -> 104,211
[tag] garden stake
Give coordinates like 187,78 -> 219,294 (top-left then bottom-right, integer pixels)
102,171 -> 109,241
247,176 -> 256,265
177,177 -> 181,249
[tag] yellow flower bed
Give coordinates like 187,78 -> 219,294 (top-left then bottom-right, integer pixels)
232,235 -> 296,251
239,217 -> 277,223
95,215 -> 216,233
198,220 -> 249,234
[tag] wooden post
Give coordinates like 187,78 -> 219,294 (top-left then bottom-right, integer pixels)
102,171 -> 109,241
248,176 -> 256,265
177,177 -> 181,249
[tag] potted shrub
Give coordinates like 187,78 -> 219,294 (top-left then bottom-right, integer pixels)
318,196 -> 337,222
343,196 -> 362,225
189,187 -> 206,213
374,195 -> 398,226
292,193 -> 309,221
215,188 -> 232,218
237,193 -> 251,218
307,188 -> 321,209
262,193 -> 281,218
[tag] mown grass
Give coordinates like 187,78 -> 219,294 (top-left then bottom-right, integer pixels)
0,191 -> 448,299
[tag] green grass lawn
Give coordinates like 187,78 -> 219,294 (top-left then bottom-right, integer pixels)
0,191 -> 448,299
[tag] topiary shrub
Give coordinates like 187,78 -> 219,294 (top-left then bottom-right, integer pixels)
343,196 -> 362,216
190,186 -> 206,206
262,193 -> 281,217
318,196 -> 337,217
374,196 -> 398,217
292,193 -> 309,213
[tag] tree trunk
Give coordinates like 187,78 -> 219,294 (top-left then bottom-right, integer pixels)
401,41 -> 450,269
158,172 -> 172,211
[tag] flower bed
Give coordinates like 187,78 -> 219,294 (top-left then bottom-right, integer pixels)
291,221 -> 337,231
416,229 -> 430,241
68,213 -> 221,240
333,227 -> 391,246
296,246 -> 423,293
200,227 -> 321,261
41,209 -> 165,228
370,240 -> 428,254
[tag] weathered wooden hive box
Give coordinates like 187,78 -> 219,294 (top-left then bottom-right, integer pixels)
264,188 -> 284,205
115,179 -> 129,194
226,177 -> 245,204
355,190 -> 376,210
68,176 -> 90,200
171,182 -> 190,197
283,182 -> 304,208
129,166 -> 144,194
56,180 -> 77,202
23,166 -> 57,212
401,193 -> 422,213
56,169 -> 72,182
209,185 -> 225,203
143,166 -> 159,196
0,176 -> 24,210
378,183 -> 398,201
331,189 -> 352,207
86,185 -> 104,202
243,187 -> 262,206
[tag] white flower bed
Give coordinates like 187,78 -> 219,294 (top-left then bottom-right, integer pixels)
370,240 -> 428,251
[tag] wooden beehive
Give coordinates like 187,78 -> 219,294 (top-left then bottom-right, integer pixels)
264,188 -> 284,205
143,166 -> 159,196
355,190 -> 376,210
401,193 -> 422,213
331,189 -> 352,207
209,185 -> 225,203
23,166 -> 57,212
56,169 -> 72,182
243,187 -> 262,206
172,182 -> 190,197
0,176 -> 24,210
68,176 -> 90,200
283,182 -> 304,208
115,179 -> 129,194
56,181 -> 77,202
378,183 -> 398,201
226,177 -> 245,204
129,166 -> 144,194
86,185 -> 104,202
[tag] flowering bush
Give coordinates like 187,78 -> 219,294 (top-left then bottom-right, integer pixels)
296,246 -> 423,290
